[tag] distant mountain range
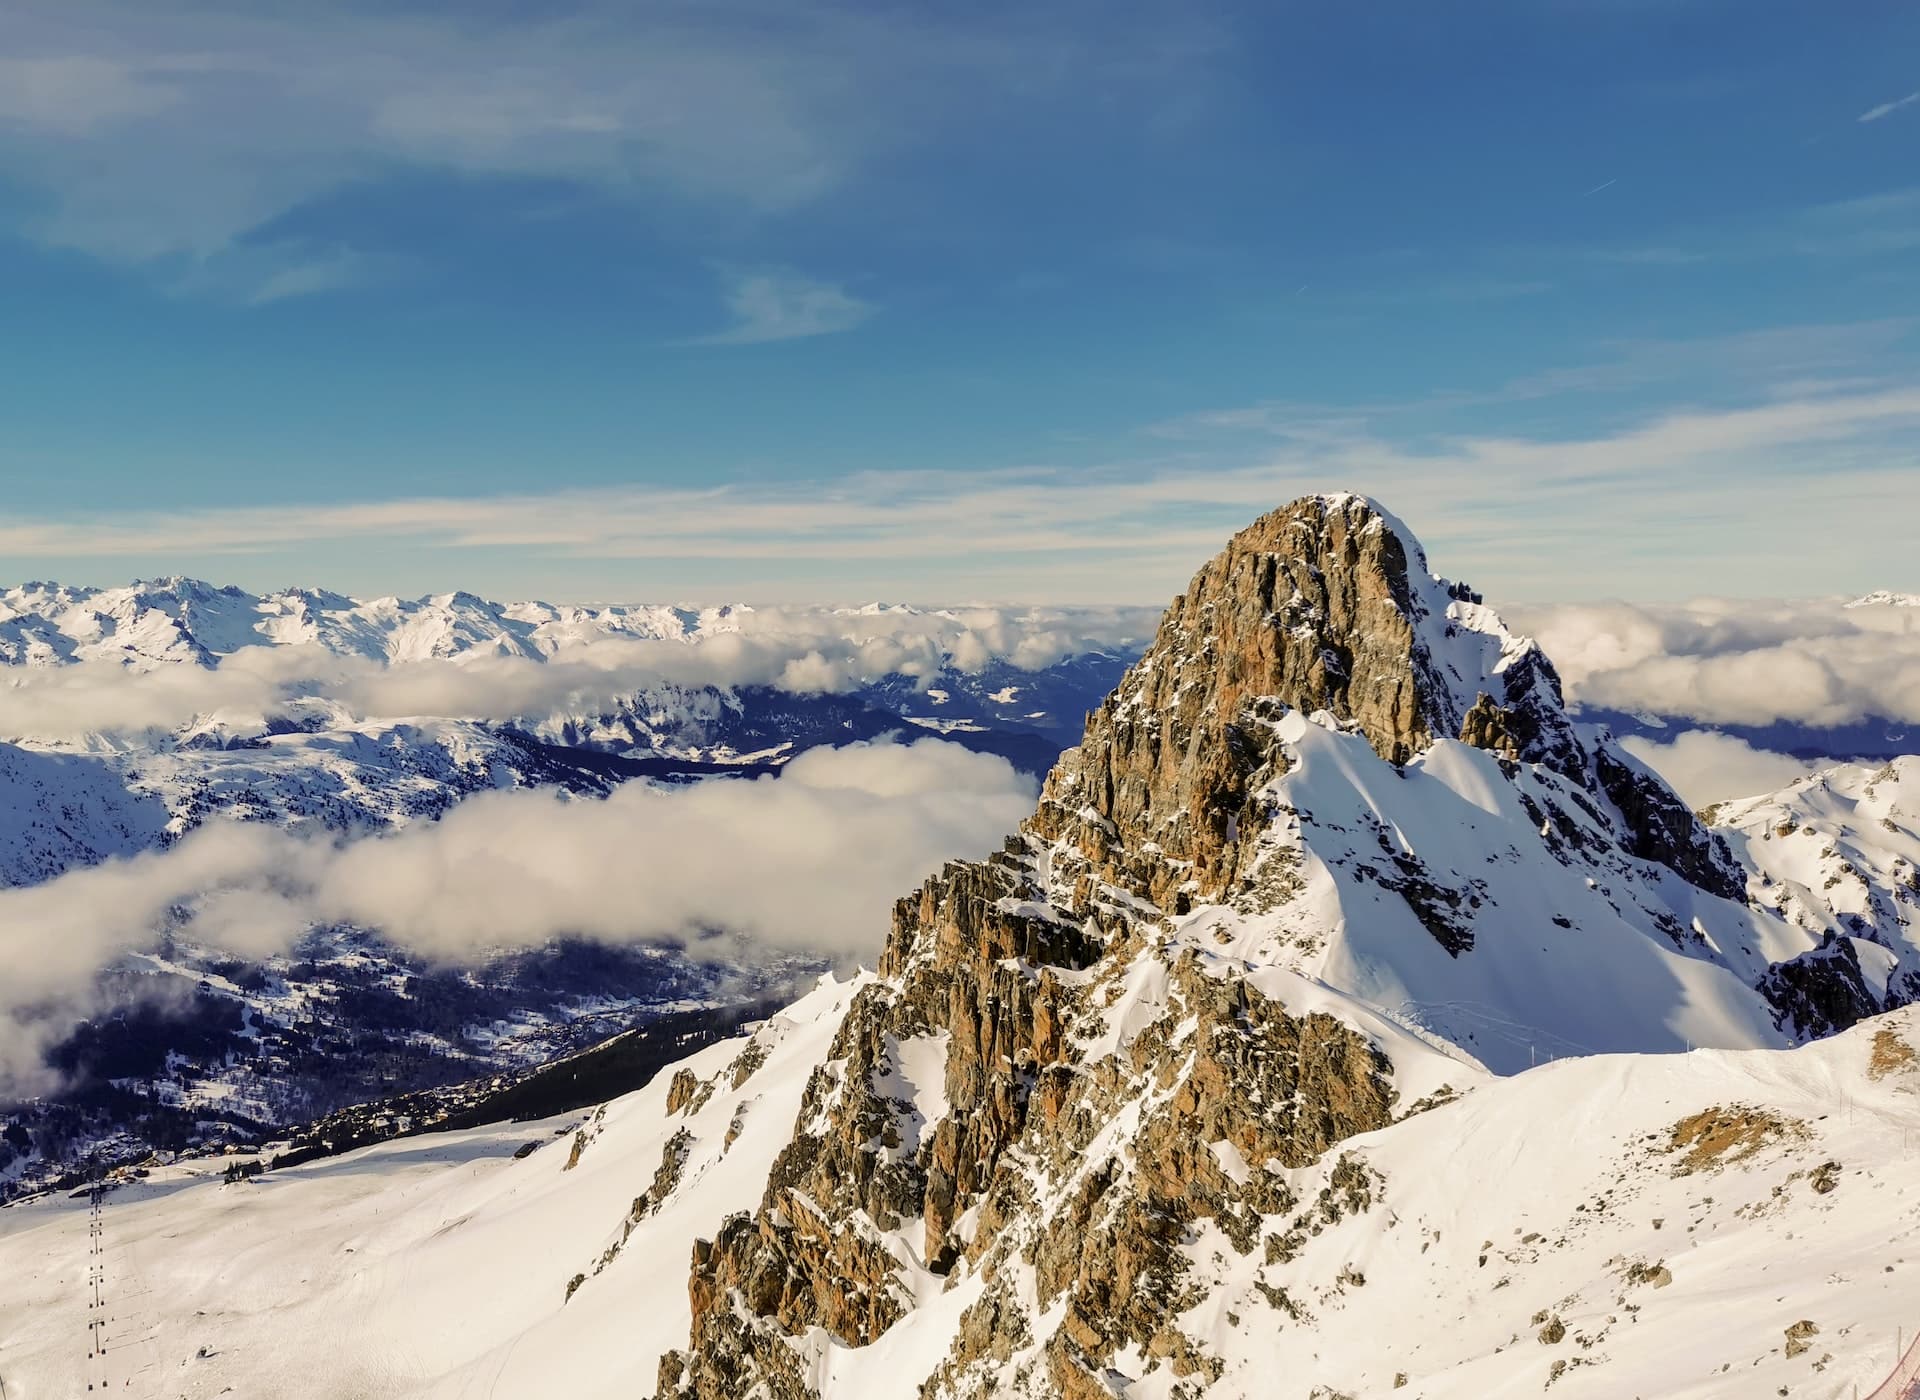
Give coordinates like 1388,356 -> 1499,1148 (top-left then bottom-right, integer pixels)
0,581 -> 1146,1193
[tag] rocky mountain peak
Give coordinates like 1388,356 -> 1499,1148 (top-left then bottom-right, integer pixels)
654,495 -> 1842,1399
1025,493 -> 1587,912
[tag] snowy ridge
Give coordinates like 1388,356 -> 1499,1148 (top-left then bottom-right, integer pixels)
0,576 -> 738,669
1329,493 -> 1575,758
1709,757 -> 1920,1033
1847,591 -> 1920,609
0,985 -> 1913,1397
1172,710 -> 1789,1068
0,578 -> 1146,675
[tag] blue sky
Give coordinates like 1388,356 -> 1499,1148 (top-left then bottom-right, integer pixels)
0,0 -> 1916,603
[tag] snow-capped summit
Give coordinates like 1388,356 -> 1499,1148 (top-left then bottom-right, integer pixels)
1846,589 -> 1920,608
0,577 -> 724,671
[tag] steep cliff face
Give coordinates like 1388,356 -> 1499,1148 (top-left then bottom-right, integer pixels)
656,494 -> 1911,1399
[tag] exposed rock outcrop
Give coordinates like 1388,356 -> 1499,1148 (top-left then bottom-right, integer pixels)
1757,934 -> 1892,1040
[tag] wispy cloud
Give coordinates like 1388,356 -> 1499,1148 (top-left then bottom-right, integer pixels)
2,376 -> 1915,602
244,248 -> 379,306
1151,319 -> 1920,429
1579,185 -> 1920,267
0,2 -> 1221,303
0,54 -> 180,135
691,268 -> 874,345
1859,91 -> 1920,123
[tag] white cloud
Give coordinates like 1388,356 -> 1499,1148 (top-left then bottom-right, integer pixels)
2,372 -> 1916,601
0,738 -> 1035,1094
1859,92 -> 1920,123
0,54 -> 180,135
1618,732 -> 1820,807
1511,596 -> 1920,728
0,604 -> 1156,742
693,269 -> 874,345
0,1 -> 1216,302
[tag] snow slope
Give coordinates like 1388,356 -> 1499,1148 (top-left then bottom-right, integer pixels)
0,741 -> 169,887
0,989 -> 1913,1398
1712,757 -> 1920,957
0,975 -> 860,1398
1141,1005 -> 1920,1400
1177,711 -> 1792,1068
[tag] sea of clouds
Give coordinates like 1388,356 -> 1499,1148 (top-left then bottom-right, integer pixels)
3,589 -> 1915,1090
1511,595 -> 1919,803
1513,595 -> 1920,729
0,738 -> 1035,1095
0,600 -> 1160,743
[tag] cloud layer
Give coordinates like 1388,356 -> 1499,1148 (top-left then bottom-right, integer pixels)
1511,595 -> 1920,728
0,1 -> 1213,303
2,368 -> 1915,602
0,602 -> 1157,742
0,738 -> 1034,1095
1617,732 -> 1820,808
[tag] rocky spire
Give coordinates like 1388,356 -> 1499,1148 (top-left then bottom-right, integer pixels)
655,494 -> 1762,1399
1025,494 -> 1621,911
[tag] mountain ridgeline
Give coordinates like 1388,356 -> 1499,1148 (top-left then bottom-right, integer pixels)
651,494 -> 1918,1398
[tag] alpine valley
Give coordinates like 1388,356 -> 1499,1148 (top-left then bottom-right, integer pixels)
1,495 -> 1917,1400
0,584 -> 1145,1195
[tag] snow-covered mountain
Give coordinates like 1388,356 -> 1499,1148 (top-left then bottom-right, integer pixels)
1709,757 -> 1920,1037
0,576 -> 732,669
1847,590 -> 1920,609
0,578 -> 1144,756
2,987 -> 1911,1399
0,578 -> 1140,846
3,494 -> 1914,1397
0,583 -> 1136,1198
0,584 -> 1142,1192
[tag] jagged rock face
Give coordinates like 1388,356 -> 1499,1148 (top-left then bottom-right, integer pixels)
660,839 -> 1407,1400
1023,494 -> 1724,911
1009,962 -> 1398,1398
1593,748 -> 1745,901
662,850 -> 1110,1394
1028,498 -> 1443,911
1757,934 -> 1890,1040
